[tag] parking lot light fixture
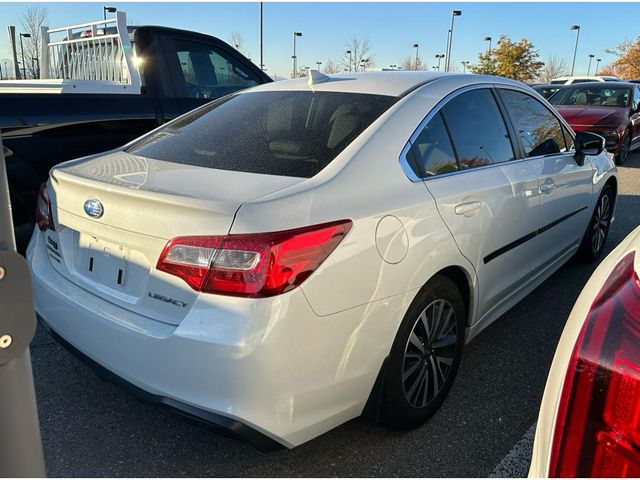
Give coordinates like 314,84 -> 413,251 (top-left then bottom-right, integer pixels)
435,53 -> 445,71
292,32 -> 302,78
346,50 -> 352,72
595,58 -> 601,75
413,43 -> 419,70
570,25 -> 580,76
587,54 -> 595,75
445,9 -> 462,72
103,6 -> 116,21
484,36 -> 492,54
316,61 -> 322,71
461,61 -> 469,73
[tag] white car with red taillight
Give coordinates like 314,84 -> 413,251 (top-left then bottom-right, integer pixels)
530,225 -> 640,477
27,71 -> 617,449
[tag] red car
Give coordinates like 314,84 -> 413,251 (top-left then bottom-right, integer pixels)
549,82 -> 640,164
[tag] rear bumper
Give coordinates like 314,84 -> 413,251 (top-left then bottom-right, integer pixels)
27,229 -> 390,448
38,314 -> 283,452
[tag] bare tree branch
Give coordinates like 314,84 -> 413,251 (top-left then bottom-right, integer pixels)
20,5 -> 49,79
338,37 -> 375,72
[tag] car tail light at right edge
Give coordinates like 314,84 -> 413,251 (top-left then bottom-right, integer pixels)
550,251 -> 640,477
35,183 -> 54,231
157,220 -> 352,298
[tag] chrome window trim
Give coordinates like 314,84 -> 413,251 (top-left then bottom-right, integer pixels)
398,81 -> 583,183
398,82 -> 495,182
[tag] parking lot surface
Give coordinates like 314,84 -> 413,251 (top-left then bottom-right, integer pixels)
30,151 -> 640,477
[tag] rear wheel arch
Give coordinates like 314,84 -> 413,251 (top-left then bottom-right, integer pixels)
362,265 -> 473,422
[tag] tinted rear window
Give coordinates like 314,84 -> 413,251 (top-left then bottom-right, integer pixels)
127,91 -> 397,178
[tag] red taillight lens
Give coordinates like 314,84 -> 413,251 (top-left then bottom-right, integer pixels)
550,251 -> 640,477
35,183 -> 54,231
157,220 -> 352,297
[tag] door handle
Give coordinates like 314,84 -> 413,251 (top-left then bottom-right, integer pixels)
540,179 -> 556,194
454,200 -> 482,216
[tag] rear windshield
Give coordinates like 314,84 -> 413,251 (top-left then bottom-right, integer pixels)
550,86 -> 631,107
127,91 -> 397,178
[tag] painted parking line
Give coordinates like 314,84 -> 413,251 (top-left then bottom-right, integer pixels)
490,423 -> 536,478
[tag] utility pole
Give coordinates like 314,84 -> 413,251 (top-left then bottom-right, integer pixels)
259,2 -> 264,70
0,135 -> 46,477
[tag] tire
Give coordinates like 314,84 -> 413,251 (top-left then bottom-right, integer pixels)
381,275 -> 466,429
615,129 -> 631,165
578,185 -> 614,263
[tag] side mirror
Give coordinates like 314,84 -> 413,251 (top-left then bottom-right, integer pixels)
574,131 -> 604,165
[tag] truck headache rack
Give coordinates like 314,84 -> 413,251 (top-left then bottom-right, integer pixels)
0,11 -> 141,94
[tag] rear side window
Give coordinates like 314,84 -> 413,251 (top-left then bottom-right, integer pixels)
409,113 -> 458,176
500,89 -> 567,157
441,89 -> 515,168
173,39 -> 260,99
127,91 -> 397,178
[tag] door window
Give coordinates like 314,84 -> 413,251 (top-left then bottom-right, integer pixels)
440,89 -> 515,169
633,87 -> 640,110
173,39 -> 260,99
500,89 -> 568,157
409,112 -> 458,176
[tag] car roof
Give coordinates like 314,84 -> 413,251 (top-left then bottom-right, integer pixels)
533,84 -> 562,88
562,81 -> 636,88
247,71 -> 526,97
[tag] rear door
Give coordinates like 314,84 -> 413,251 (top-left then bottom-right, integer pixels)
409,87 -> 540,323
497,87 -> 593,271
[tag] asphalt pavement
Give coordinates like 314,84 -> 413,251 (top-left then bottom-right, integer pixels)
29,151 -> 640,477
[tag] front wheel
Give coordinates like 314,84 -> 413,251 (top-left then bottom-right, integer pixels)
381,276 -> 465,429
578,185 -> 614,263
615,129 -> 631,165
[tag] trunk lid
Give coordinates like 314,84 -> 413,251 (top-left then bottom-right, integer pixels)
46,151 -> 305,325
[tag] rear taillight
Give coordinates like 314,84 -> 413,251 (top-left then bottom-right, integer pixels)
35,183 -> 54,231
550,251 -> 640,477
157,220 -> 352,298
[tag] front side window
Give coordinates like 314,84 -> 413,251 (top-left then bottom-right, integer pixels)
173,39 -> 260,99
633,87 -> 640,110
500,89 -> 567,157
409,112 -> 458,176
127,91 -> 397,178
441,89 -> 515,169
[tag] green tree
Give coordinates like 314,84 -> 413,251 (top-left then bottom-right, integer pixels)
471,35 -> 544,82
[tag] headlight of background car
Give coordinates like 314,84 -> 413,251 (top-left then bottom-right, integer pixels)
600,130 -> 620,150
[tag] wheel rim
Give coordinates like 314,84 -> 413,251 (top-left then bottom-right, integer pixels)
619,133 -> 630,163
402,299 -> 457,408
591,193 -> 611,256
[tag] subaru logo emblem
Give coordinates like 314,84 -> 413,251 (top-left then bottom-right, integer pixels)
83,198 -> 104,218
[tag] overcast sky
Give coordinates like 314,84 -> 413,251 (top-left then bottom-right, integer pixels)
1,2 -> 637,79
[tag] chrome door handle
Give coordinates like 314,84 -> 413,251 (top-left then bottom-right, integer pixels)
454,200 -> 482,216
540,180 -> 556,193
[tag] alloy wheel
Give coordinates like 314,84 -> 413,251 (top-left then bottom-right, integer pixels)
591,192 -> 611,257
402,299 -> 457,408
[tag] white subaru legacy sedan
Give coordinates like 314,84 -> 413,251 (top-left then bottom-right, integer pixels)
28,71 -> 617,450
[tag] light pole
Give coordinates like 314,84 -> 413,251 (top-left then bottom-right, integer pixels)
595,58 -> 601,75
586,54 -> 595,75
259,2 -> 264,71
435,53 -> 445,71
18,33 -> 30,79
346,49 -> 352,72
413,43 -> 419,70
484,36 -> 492,54
462,61 -> 469,73
570,24 -> 580,76
292,31 -> 302,78
445,9 -> 462,71
3,61 -> 7,80
316,61 -> 321,71
103,6 -> 116,20
360,58 -> 369,72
